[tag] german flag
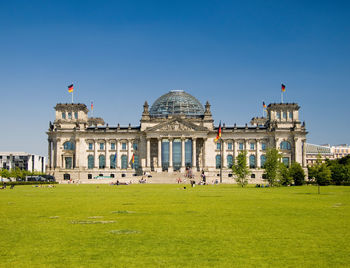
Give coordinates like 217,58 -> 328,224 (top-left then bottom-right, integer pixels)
91,101 -> 93,111
68,84 -> 74,93
132,154 -> 135,164
281,83 -> 286,92
214,121 -> 222,142
263,101 -> 267,108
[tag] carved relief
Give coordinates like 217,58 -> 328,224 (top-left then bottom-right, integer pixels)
157,122 -> 193,131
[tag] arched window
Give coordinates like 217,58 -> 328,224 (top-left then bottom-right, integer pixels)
227,155 -> 233,168
110,154 -> 116,169
280,141 -> 291,150
87,155 -> 94,169
216,155 -> 221,169
63,141 -> 74,150
121,155 -> 128,169
99,155 -> 105,169
260,155 -> 266,168
249,155 -> 256,168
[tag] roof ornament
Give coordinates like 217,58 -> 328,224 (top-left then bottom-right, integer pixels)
205,101 -> 211,114
143,101 -> 149,113
141,101 -> 150,121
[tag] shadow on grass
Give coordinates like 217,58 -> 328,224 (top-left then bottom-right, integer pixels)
294,192 -> 333,195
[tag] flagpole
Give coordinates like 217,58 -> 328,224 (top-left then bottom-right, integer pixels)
281,91 -> 283,103
72,91 -> 74,103
220,136 -> 223,184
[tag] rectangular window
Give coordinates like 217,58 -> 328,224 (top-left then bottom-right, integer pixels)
68,112 -> 72,119
122,143 -> 127,150
74,112 -> 78,119
62,112 -> 66,119
289,111 -> 293,119
111,143 -> 115,150
65,157 -> 72,169
88,143 -> 93,150
216,143 -> 221,150
276,112 -> 281,119
250,143 -> 255,150
239,142 -> 244,150
100,143 -> 104,150
282,157 -> 290,167
228,143 -> 233,150
133,143 -> 138,151
283,112 -> 287,119
261,143 -> 266,150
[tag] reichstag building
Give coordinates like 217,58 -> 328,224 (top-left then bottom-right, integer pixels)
47,90 -> 307,182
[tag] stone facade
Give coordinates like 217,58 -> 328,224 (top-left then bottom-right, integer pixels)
47,90 -> 307,182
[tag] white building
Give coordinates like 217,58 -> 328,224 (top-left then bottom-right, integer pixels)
47,90 -> 307,182
0,152 -> 46,172
331,144 -> 350,159
306,143 -> 350,165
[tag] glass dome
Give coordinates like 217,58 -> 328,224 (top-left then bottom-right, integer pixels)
149,90 -> 205,118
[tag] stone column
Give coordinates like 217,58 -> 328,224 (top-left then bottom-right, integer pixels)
192,138 -> 197,170
233,140 -> 237,163
302,139 -> 306,167
245,139 -> 249,166
158,138 -> 162,169
48,139 -> 52,169
105,140 -> 110,169
256,139 -> 260,168
53,140 -> 57,168
169,138 -> 173,172
116,140 -> 120,169
75,138 -> 79,169
94,139 -> 98,168
222,139 -> 226,169
128,139 -> 132,169
275,138 -> 280,149
146,138 -> 151,168
293,137 -> 299,163
202,138 -> 207,169
181,138 -> 185,171
56,138 -> 62,168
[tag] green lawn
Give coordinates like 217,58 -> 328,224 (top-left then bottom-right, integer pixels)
0,184 -> 349,267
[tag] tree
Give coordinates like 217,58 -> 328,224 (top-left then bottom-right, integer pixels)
0,169 -> 11,181
316,163 -> 332,186
10,167 -> 23,181
278,163 -> 292,186
232,150 -> 250,187
327,157 -> 350,185
289,162 -> 305,186
308,157 -> 332,186
263,148 -> 281,186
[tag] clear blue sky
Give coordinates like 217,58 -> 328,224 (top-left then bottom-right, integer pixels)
0,0 -> 349,156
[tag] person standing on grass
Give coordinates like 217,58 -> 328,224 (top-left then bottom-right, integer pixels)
201,170 -> 206,184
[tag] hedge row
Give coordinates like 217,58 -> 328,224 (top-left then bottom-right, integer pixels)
0,181 -> 58,186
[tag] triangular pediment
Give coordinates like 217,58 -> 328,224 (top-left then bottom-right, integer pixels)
146,118 -> 208,132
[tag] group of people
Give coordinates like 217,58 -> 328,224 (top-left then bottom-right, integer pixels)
179,169 -> 209,187
111,180 -> 132,186
138,177 -> 147,184
255,184 -> 269,188
0,183 -> 14,189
